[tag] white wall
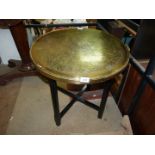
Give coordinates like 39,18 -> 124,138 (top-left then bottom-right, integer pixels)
0,28 -> 33,64
0,29 -> 21,64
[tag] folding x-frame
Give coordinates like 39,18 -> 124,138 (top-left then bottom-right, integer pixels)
49,79 -> 113,126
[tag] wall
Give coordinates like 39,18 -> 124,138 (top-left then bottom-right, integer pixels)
0,29 -> 21,64
0,28 -> 33,64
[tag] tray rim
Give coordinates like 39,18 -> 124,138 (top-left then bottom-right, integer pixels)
30,28 -> 130,84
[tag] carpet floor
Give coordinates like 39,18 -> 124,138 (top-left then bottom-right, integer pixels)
5,76 -> 132,135
0,65 -> 22,134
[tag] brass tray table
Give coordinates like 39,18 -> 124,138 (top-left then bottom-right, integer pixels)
30,28 -> 129,126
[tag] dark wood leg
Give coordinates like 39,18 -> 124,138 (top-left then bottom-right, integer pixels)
0,64 -> 38,85
98,80 -> 113,119
9,20 -> 34,70
49,79 -> 61,126
0,20 -> 37,85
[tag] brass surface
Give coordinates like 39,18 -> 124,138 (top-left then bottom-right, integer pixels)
30,29 -> 129,84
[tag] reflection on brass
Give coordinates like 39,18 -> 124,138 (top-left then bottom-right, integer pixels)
30,29 -> 129,84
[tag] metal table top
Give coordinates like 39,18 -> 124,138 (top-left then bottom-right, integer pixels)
30,28 -> 129,84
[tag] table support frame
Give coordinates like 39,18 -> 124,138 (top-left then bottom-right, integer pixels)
49,79 -> 113,126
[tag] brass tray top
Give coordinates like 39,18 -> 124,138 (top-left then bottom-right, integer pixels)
30,28 -> 129,84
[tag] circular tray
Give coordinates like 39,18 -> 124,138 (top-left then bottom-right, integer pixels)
30,28 -> 129,84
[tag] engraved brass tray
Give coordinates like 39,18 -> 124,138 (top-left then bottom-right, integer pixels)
30,29 -> 129,84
